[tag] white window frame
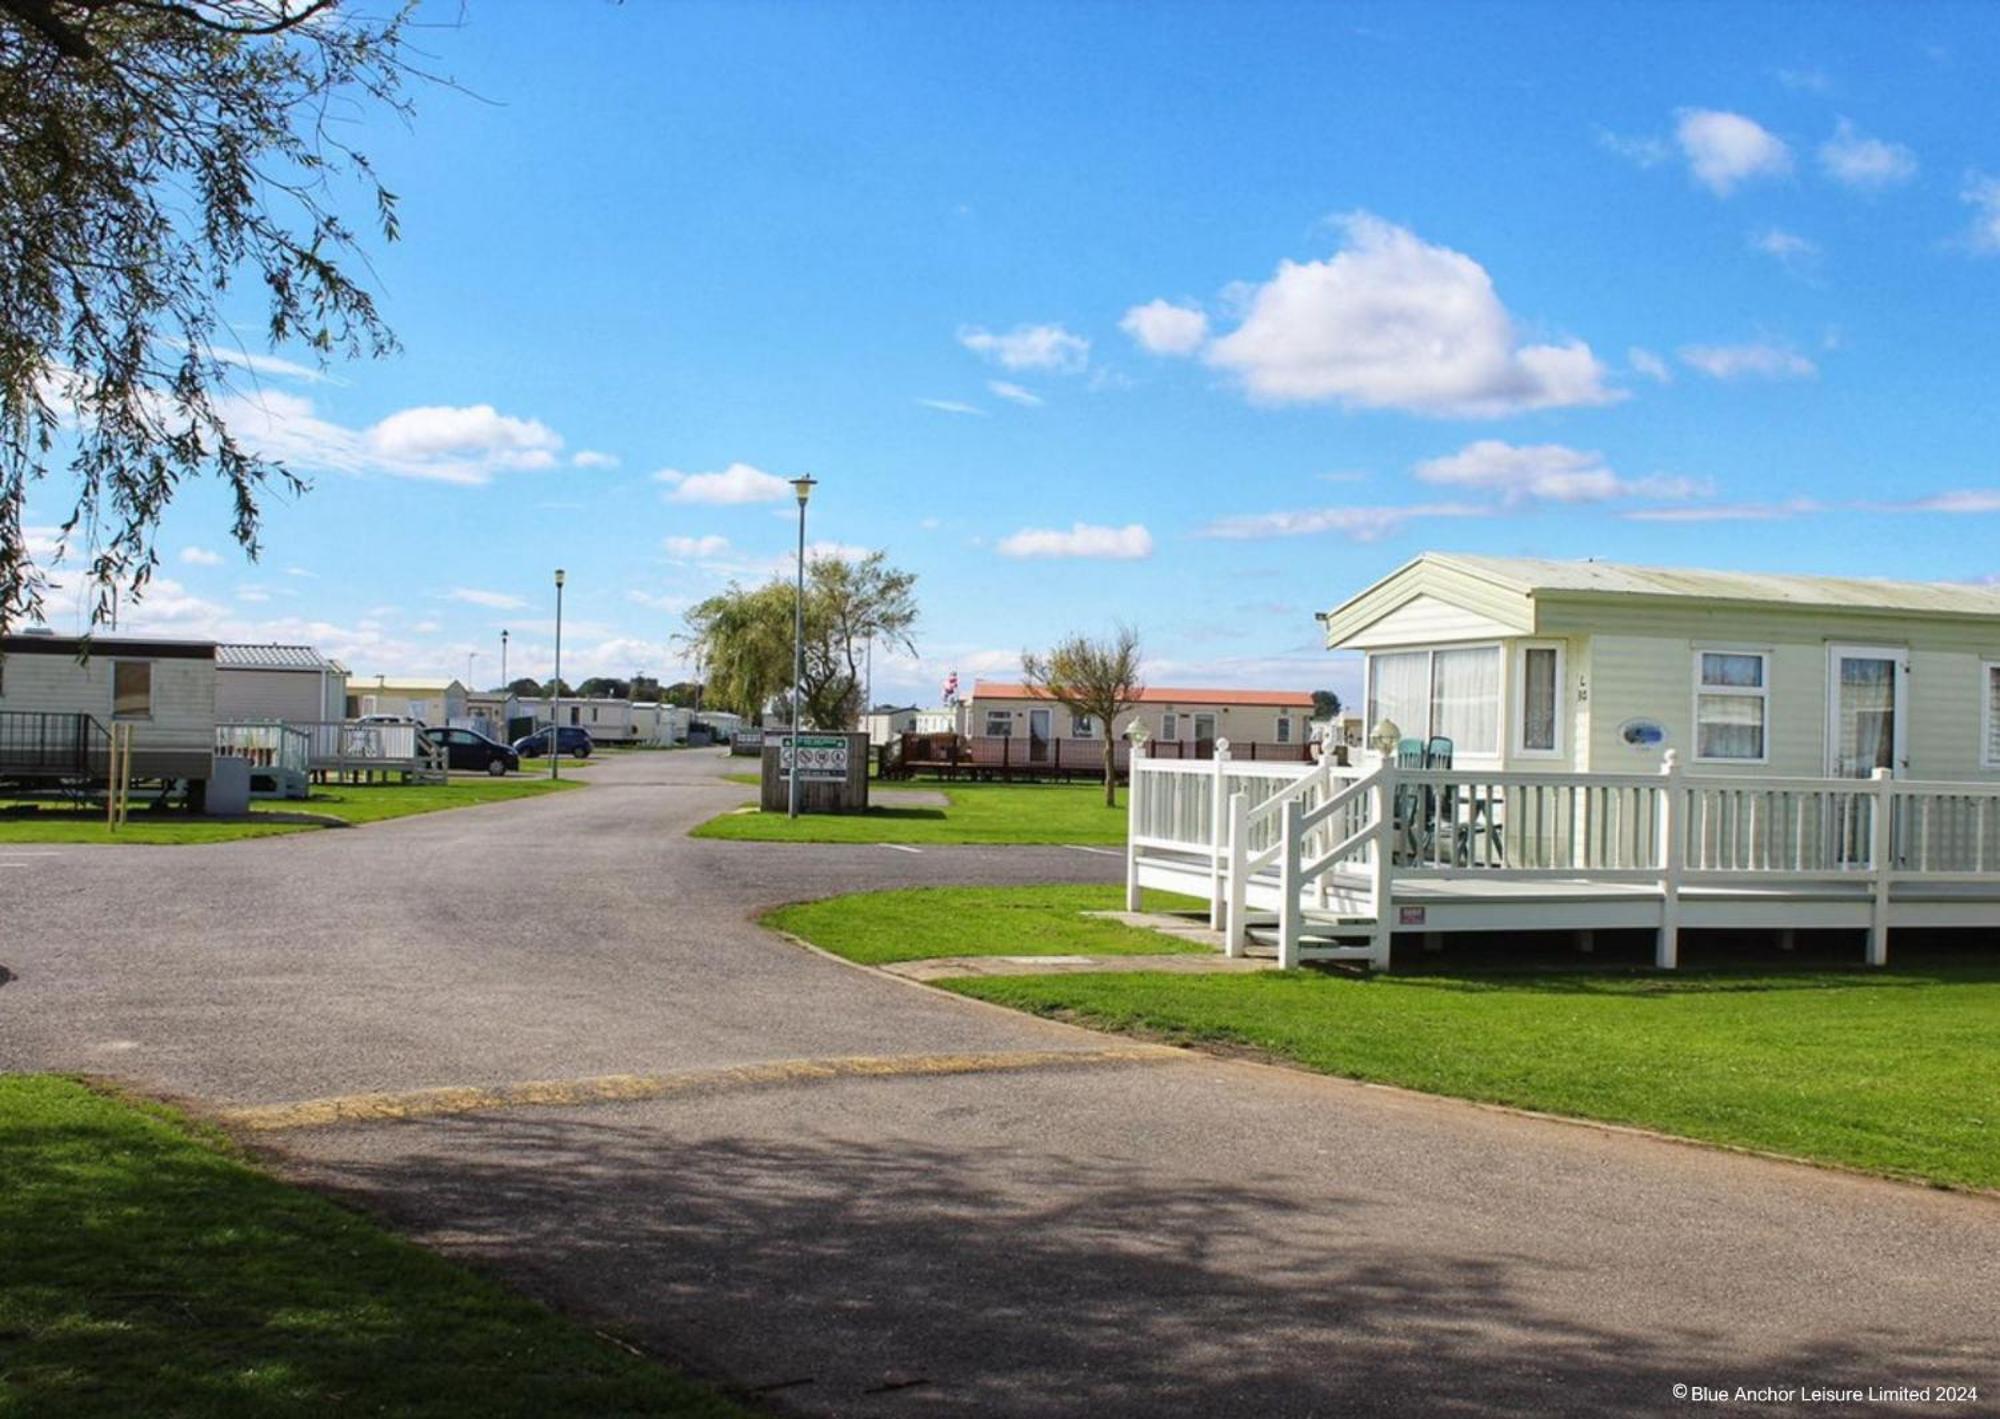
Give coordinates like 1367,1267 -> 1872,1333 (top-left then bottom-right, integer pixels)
1691,647 -> 1772,765
1983,661 -> 2000,770
983,709 -> 1014,737
1514,642 -> 1565,760
1362,642 -> 1503,762
1161,712 -> 1179,739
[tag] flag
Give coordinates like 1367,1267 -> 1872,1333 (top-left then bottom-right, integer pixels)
942,670 -> 959,706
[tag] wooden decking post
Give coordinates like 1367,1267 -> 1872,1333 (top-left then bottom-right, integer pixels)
1868,766 -> 1893,967
1277,798 -> 1303,969
1657,750 -> 1683,970
1209,740 -> 1232,929
1225,790 -> 1250,957
1368,763 -> 1395,970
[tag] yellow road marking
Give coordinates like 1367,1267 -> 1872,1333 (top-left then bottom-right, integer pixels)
220,1047 -> 1183,1132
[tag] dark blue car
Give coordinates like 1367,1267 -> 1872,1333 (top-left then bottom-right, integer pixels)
511,726 -> 594,759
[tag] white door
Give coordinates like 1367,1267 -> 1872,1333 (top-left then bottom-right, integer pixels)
1826,645 -> 1908,778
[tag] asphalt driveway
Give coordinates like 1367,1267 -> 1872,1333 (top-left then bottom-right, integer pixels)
2,750 -> 1995,1416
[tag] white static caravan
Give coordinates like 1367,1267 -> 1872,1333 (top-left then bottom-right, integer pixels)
463,691 -> 522,743
628,702 -> 691,746
862,705 -> 921,746
0,633 -> 217,786
530,696 -> 637,742
215,644 -> 347,725
350,677 -> 467,726
1323,552 -> 2000,781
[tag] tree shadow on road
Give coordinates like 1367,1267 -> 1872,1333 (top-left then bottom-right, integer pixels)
273,1109 -> 1980,1417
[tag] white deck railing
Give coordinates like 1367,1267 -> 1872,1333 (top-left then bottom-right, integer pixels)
1129,747 -> 2000,970
214,722 -> 311,778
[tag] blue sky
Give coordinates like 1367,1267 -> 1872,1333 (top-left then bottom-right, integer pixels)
34,1 -> 2000,709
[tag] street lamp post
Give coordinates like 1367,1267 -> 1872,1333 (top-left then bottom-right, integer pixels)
466,650 -> 479,688
500,629 -> 509,689
551,569 -> 566,781
787,474 -> 817,819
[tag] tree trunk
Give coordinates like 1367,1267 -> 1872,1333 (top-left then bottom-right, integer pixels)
1102,730 -> 1117,808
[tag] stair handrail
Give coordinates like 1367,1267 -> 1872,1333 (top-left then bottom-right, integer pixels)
1276,761 -> 1396,969
1244,763 -> 1380,876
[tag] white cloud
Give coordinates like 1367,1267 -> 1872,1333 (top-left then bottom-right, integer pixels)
1818,119 -> 1916,190
237,587 -> 271,604
957,323 -> 1090,373
367,404 -> 562,469
916,398 -> 986,416
1202,214 -> 1617,416
447,587 -> 529,610
1119,299 -> 1209,355
1596,128 -> 1672,168
1674,109 -> 1791,195
986,380 -> 1044,407
627,589 -> 690,612
207,346 -> 327,383
1751,227 -> 1820,275
1622,497 -> 1822,523
1959,172 -> 2000,254
1886,489 -> 2000,514
1198,503 -> 1491,543
655,462 -> 794,505
221,392 -> 572,486
571,449 -> 619,469
1678,341 -> 1818,380
179,546 -> 223,566
1775,66 -> 1833,94
1628,347 -> 1673,383
663,534 -> 731,559
1414,440 -> 1709,505
284,566 -> 315,578
996,522 -> 1154,560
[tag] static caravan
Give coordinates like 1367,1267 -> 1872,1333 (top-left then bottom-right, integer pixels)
863,705 -> 921,746
1323,552 -> 2000,782
349,677 -> 467,726
0,633 -> 217,789
463,691 -> 522,743
965,681 -> 1315,755
215,643 -> 347,725
530,696 -> 637,742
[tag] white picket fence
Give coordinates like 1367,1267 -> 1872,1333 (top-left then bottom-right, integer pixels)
1128,744 -> 2000,970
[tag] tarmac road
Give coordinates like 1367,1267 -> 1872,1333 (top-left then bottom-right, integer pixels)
3,749 -> 1994,1416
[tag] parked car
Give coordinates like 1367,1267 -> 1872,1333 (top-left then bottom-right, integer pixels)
512,726 -> 595,759
430,726 -> 520,776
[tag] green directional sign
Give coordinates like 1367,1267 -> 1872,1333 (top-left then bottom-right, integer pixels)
778,734 -> 849,781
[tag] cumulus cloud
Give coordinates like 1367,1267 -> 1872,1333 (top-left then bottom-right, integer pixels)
1628,347 -> 1674,383
1201,214 -> 1617,416
1198,503 -> 1491,543
957,323 -> 1090,373
986,380 -> 1044,407
1678,341 -> 1818,380
179,546 -> 223,566
655,462 -> 794,504
571,449 -> 619,469
447,588 -> 529,610
996,522 -> 1154,560
1818,119 -> 1917,190
1959,172 -> 2000,254
663,534 -> 731,559
1119,299 -> 1209,355
221,392 -> 571,486
1414,440 -> 1709,505
1674,109 -> 1792,195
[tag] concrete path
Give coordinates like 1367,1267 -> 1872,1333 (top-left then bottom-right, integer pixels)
3,750 -> 1996,1416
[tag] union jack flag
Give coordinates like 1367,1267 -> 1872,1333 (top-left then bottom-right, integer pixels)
941,670 -> 959,706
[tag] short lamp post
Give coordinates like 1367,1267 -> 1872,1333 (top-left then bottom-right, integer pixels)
551,569 -> 566,781
787,474 -> 817,819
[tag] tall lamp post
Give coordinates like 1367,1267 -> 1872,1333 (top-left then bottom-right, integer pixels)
500,629 -> 509,689
550,569 -> 566,781
787,474 -> 817,819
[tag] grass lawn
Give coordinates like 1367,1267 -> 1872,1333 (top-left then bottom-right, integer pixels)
0,1076 -> 742,1417
944,961 -> 2000,1191
763,884 -> 1209,965
0,776 -> 578,845
692,778 -> 1128,845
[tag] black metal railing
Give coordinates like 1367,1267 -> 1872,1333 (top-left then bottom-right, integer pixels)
0,710 -> 111,779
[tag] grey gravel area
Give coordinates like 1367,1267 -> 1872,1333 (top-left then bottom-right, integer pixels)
3,748 -> 1995,1417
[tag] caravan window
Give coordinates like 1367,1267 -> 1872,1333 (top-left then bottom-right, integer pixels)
1694,650 -> 1769,762
1516,644 -> 1564,757
1365,646 -> 1500,756
984,709 -> 1013,737
112,661 -> 152,719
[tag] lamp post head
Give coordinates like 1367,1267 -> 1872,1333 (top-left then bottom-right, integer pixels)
790,474 -> 817,507
554,568 -> 566,589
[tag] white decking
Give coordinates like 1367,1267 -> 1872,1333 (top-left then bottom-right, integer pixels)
1127,747 -> 2000,969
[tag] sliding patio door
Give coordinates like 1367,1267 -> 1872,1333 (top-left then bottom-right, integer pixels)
1826,646 -> 1908,778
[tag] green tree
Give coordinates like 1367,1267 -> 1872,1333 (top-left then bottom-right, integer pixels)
505,677 -> 543,699
1,0 -> 417,632
1022,626 -> 1144,807
1313,689 -> 1343,720
576,676 -> 630,699
659,680 -> 703,708
681,552 -> 917,728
